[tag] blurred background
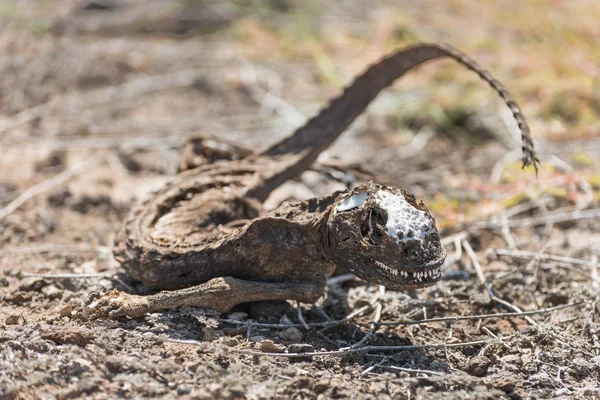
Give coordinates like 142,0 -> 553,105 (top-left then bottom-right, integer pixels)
0,0 -> 598,227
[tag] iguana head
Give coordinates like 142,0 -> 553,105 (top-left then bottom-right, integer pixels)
326,182 -> 446,289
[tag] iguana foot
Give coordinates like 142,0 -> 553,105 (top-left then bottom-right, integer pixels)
83,289 -> 151,319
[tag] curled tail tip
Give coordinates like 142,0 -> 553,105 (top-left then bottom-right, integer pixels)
522,153 -> 541,177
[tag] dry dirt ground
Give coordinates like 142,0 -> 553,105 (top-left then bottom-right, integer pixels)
1,1 -> 599,399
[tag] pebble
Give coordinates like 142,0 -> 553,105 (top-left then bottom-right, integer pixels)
257,340 -> 286,353
226,312 -> 248,321
59,305 -> 73,318
5,314 -> 25,325
41,285 -> 62,300
41,327 -> 93,347
467,355 -> 492,377
288,343 -> 314,353
279,327 -> 303,343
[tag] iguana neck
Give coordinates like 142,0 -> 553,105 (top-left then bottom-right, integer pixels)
247,43 -> 538,201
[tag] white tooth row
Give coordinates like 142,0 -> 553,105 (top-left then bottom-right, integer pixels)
375,260 -> 399,276
375,261 -> 441,281
412,269 -> 441,282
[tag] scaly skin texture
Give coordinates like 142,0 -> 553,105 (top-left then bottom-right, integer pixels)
84,43 -> 538,319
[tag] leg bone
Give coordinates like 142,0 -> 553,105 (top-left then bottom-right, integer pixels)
83,276 -> 323,319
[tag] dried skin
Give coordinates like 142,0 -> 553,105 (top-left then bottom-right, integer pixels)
85,43 -> 538,318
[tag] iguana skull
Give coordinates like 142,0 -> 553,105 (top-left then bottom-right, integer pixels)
327,182 -> 446,289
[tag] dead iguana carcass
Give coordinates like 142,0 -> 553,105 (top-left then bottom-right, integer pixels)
84,43 -> 539,319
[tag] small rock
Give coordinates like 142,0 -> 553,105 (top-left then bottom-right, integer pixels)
582,387 -> 600,397
467,355 -> 492,377
500,354 -> 522,365
429,360 -> 449,371
104,355 -> 134,373
177,386 -> 192,395
472,290 -> 491,306
59,305 -> 73,318
495,319 -> 514,334
288,343 -> 314,353
41,285 -> 62,300
34,150 -> 66,172
279,327 -> 303,343
249,335 -> 268,342
26,339 -> 50,353
19,279 -> 48,292
226,312 -> 247,321
5,291 -> 33,304
41,327 -> 93,347
222,327 -> 245,336
219,337 -> 239,347
81,0 -> 117,11
0,331 -> 18,342
5,314 -> 25,325
257,340 -> 286,353
47,187 -> 71,208
313,381 -> 329,395
487,373 -> 518,392
202,328 -> 223,341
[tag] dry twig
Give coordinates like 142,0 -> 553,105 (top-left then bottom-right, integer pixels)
342,286 -> 385,349
19,272 -> 115,279
0,244 -> 110,258
381,365 -> 445,376
239,62 -> 306,128
360,357 -> 390,375
495,249 -> 600,269
373,302 -> 582,326
160,336 -> 498,358
491,208 -> 600,228
220,302 -> 581,329
296,301 -> 310,331
462,239 -> 538,326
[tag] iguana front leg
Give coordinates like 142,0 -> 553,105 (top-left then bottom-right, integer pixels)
83,276 -> 323,318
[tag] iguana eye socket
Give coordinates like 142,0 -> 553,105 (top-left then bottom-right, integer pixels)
360,207 -> 388,246
370,207 -> 388,225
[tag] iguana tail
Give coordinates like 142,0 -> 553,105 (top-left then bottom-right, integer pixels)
257,43 -> 539,198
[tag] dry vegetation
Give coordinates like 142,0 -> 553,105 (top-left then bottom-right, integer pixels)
1,1 -> 599,399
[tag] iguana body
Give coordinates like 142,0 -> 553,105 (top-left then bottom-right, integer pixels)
84,43 -> 538,318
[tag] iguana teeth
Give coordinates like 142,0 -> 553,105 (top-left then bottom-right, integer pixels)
371,263 -> 442,282
374,260 -> 398,276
